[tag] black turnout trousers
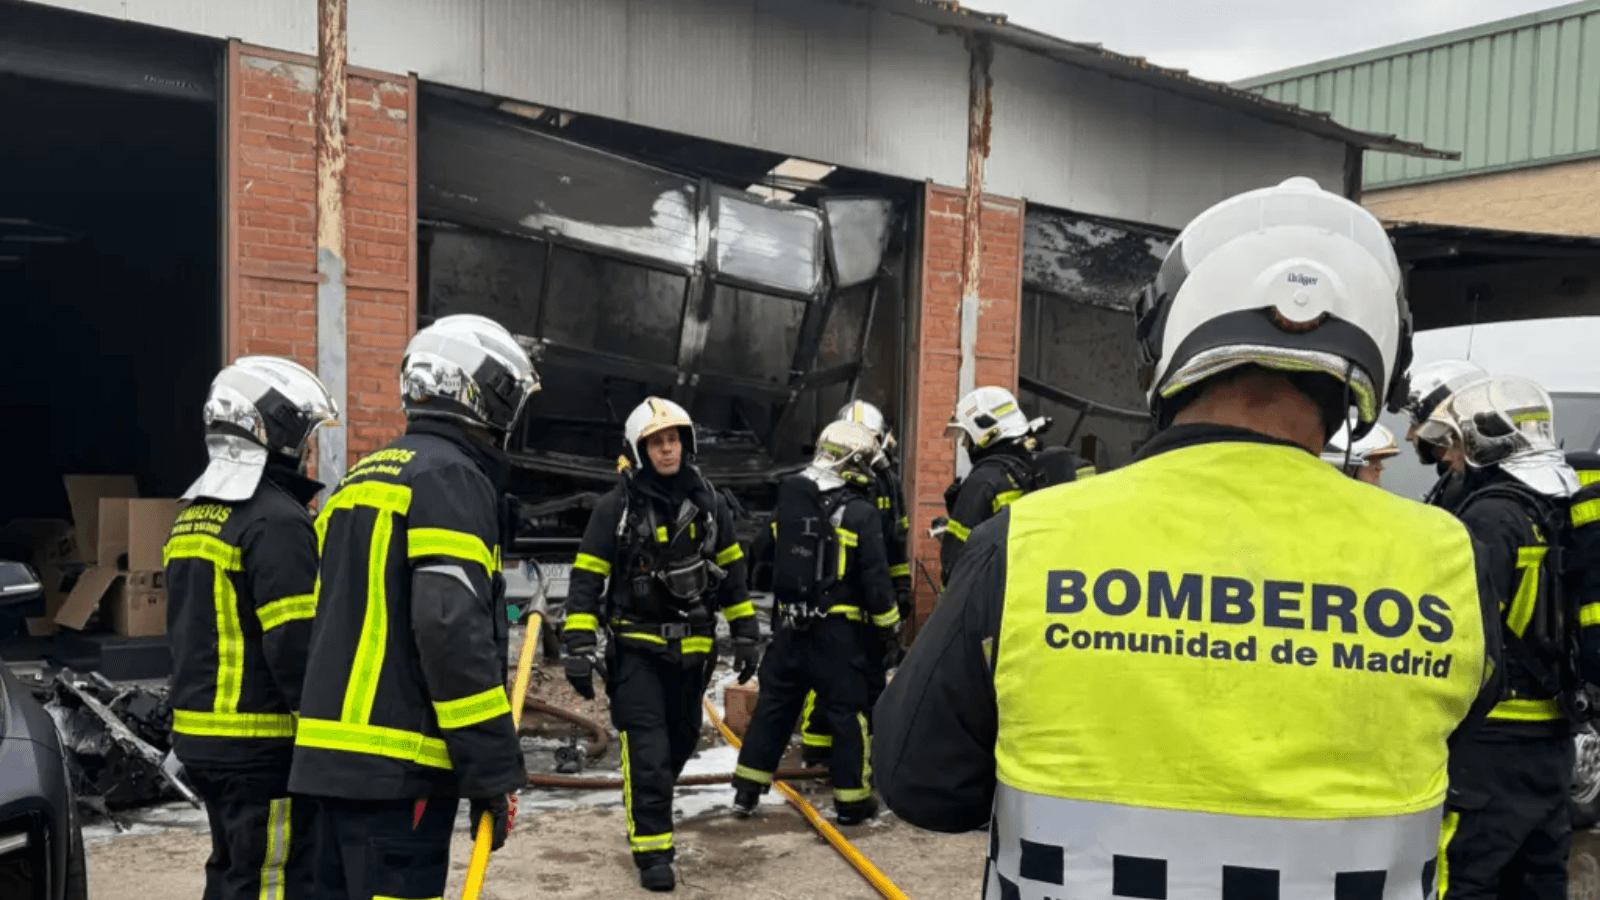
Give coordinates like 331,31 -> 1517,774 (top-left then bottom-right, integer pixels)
607,644 -> 715,868
309,795 -> 457,900
733,615 -> 875,807
1440,728 -> 1574,900
187,765 -> 315,900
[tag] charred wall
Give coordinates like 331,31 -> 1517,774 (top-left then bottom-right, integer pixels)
1015,205 -> 1171,468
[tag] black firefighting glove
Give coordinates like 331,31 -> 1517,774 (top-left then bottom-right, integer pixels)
563,646 -> 605,701
733,637 -> 760,684
894,586 -> 913,625
470,792 -> 517,852
875,624 -> 903,670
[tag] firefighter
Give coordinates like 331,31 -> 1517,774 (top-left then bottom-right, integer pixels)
560,396 -> 757,893
288,314 -> 539,900
873,176 -> 1502,894
939,386 -> 1048,583
1320,419 -> 1401,486
798,400 -> 910,767
1401,358 -> 1489,506
1416,374 -> 1580,900
731,420 -> 900,825
165,356 -> 337,900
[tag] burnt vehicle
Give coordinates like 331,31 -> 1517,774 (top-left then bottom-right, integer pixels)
0,560 -> 86,900
417,96 -> 904,598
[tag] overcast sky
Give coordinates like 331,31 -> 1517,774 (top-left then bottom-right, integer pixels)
986,0 -> 1570,83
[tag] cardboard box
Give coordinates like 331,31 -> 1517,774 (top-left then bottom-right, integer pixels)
110,570 -> 166,637
724,680 -> 761,738
64,475 -> 136,565
55,476 -> 184,632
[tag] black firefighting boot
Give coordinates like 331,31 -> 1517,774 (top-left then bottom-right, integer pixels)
732,786 -> 761,818
835,796 -> 879,826
639,861 -> 676,892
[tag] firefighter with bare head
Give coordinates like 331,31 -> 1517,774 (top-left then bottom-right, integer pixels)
559,397 -> 756,892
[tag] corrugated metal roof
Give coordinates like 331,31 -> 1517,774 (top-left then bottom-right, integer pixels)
856,0 -> 1456,160
1237,1 -> 1600,189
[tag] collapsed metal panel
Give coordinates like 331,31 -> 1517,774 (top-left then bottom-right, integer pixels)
417,95 -> 898,547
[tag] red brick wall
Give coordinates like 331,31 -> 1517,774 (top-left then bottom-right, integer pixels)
907,184 -> 1024,628
226,43 -> 416,473
343,74 -> 415,465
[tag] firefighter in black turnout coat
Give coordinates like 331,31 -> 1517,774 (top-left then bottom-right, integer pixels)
561,396 -> 757,893
731,420 -> 901,825
939,386 -> 1049,584
1416,374 -> 1582,900
799,400 -> 911,765
165,356 -> 338,900
289,315 -> 541,900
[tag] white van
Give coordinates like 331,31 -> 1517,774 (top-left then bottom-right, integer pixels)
1378,315 -> 1600,502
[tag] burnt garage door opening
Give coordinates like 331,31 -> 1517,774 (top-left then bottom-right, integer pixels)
417,86 -> 916,560
1018,206 -> 1173,470
0,25 -> 221,529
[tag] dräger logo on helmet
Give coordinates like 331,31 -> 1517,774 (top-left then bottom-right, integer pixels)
1286,272 -> 1319,287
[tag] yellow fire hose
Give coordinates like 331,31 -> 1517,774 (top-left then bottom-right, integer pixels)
461,612 -> 543,900
702,697 -> 911,900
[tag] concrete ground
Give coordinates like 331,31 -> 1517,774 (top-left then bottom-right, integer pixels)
83,647 -> 985,899
75,636 -> 1600,900
86,801 -> 986,900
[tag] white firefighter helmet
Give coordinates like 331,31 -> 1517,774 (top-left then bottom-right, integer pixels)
836,399 -> 895,470
1136,176 -> 1411,440
1400,358 -> 1489,428
803,420 -> 880,492
623,397 -> 696,469
401,314 -> 540,440
183,356 -> 339,502
945,386 -> 1032,449
1320,419 -> 1401,476
1416,374 -> 1579,497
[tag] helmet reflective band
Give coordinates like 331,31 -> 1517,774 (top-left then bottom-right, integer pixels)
185,356 -> 339,503
623,397 -> 696,469
402,314 -> 540,438
1140,176 -> 1409,438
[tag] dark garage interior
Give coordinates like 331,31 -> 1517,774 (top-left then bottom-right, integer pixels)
0,20 -> 222,526
0,4 -> 222,646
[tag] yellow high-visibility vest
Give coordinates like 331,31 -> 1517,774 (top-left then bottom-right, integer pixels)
990,440 -> 1487,899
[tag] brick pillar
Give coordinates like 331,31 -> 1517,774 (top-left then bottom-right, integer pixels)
908,183 -> 1024,629
226,43 -> 415,472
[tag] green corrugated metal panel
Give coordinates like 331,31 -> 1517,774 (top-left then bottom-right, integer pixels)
1238,1 -> 1600,189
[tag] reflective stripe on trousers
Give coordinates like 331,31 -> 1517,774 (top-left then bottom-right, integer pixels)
985,784 -> 1442,900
